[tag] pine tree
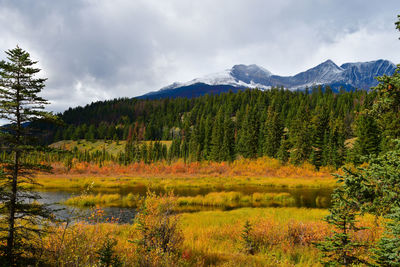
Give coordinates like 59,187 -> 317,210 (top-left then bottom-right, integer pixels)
241,220 -> 255,255
202,115 -> 212,160
372,62 -> 400,151
221,113 -> 235,162
263,108 -> 284,158
310,107 -> 329,170
237,105 -> 259,158
210,109 -> 224,161
290,105 -> 312,165
0,46 -> 58,265
277,131 -> 291,164
315,185 -> 369,266
375,207 -> 400,266
352,113 -> 380,163
189,125 -> 201,162
85,124 -> 96,142
96,236 -> 122,267
326,119 -> 346,169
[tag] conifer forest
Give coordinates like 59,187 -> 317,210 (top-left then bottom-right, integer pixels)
0,2 -> 400,267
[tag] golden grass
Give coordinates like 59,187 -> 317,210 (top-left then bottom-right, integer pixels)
32,174 -> 335,194
63,191 -> 297,210
38,207 -> 383,266
28,155 -> 337,192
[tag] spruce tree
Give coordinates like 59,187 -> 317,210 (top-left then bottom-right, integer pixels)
375,207 -> 400,266
0,46 -> 58,265
310,107 -> 329,170
372,64 -> 400,151
290,105 -> 312,165
352,113 -> 381,163
237,105 -> 259,158
202,115 -> 212,160
210,108 -> 224,161
315,185 -> 369,266
325,119 -> 346,169
277,132 -> 291,164
221,113 -> 235,162
263,108 -> 284,158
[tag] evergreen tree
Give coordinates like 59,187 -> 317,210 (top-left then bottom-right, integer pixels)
277,131 -> 291,164
210,109 -> 224,161
237,105 -> 259,158
202,115 -> 212,160
290,105 -> 312,165
96,236 -> 122,267
0,46 -> 58,265
189,125 -> 201,162
372,63 -> 400,151
85,124 -> 96,142
352,114 -> 380,163
263,108 -> 284,158
310,107 -> 329,170
375,207 -> 400,266
318,141 -> 400,265
221,113 -> 235,162
325,119 -> 346,168
315,185 -> 369,266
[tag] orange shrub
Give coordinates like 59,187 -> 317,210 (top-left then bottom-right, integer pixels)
46,156 -> 333,180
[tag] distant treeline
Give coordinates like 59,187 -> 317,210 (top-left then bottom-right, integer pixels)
40,86 -> 398,169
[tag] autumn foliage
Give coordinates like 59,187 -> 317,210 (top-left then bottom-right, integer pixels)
48,156 -> 332,179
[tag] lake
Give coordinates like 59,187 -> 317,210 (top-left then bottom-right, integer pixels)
37,185 -> 333,224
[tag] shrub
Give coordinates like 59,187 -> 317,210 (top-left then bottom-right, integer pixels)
132,191 -> 184,266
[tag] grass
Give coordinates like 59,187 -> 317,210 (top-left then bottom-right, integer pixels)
64,192 -> 140,208
38,206 -> 382,266
30,153 -> 337,191
63,191 -> 297,210
180,207 -> 330,264
50,139 -> 127,156
50,139 -> 173,156
32,174 -> 336,193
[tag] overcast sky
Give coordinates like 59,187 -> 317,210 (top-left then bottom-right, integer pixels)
0,0 -> 399,113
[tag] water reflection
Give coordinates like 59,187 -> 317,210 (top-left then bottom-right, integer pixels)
37,186 -> 333,224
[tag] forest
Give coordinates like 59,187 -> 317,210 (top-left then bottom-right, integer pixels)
0,47 -> 399,267
0,8 -> 400,267
34,85 -> 395,171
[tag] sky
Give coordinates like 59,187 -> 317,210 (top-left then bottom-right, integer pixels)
0,0 -> 399,113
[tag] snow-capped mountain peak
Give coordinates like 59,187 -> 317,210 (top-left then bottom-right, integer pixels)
141,59 -> 397,99
166,64 -> 273,91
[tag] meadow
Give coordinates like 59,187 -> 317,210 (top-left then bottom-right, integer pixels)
50,140 -> 173,156
36,206 -> 381,266
32,157 -> 337,192
28,158 -> 343,266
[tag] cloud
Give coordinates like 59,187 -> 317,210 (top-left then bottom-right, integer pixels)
0,0 -> 399,112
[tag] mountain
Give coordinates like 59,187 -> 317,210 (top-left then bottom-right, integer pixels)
140,59 -> 397,99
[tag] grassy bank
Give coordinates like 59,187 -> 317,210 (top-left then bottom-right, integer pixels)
63,191 -> 297,210
48,157 -> 335,178
33,174 -> 335,193
38,207 -> 380,266
28,156 -> 338,192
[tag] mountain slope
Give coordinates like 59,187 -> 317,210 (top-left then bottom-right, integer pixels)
140,59 -> 396,99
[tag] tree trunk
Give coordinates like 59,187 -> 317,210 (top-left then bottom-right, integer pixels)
6,72 -> 21,265
6,150 -> 19,265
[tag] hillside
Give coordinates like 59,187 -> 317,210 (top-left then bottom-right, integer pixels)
50,140 -> 172,156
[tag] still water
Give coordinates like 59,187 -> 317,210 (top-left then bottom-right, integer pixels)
37,186 -> 333,224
